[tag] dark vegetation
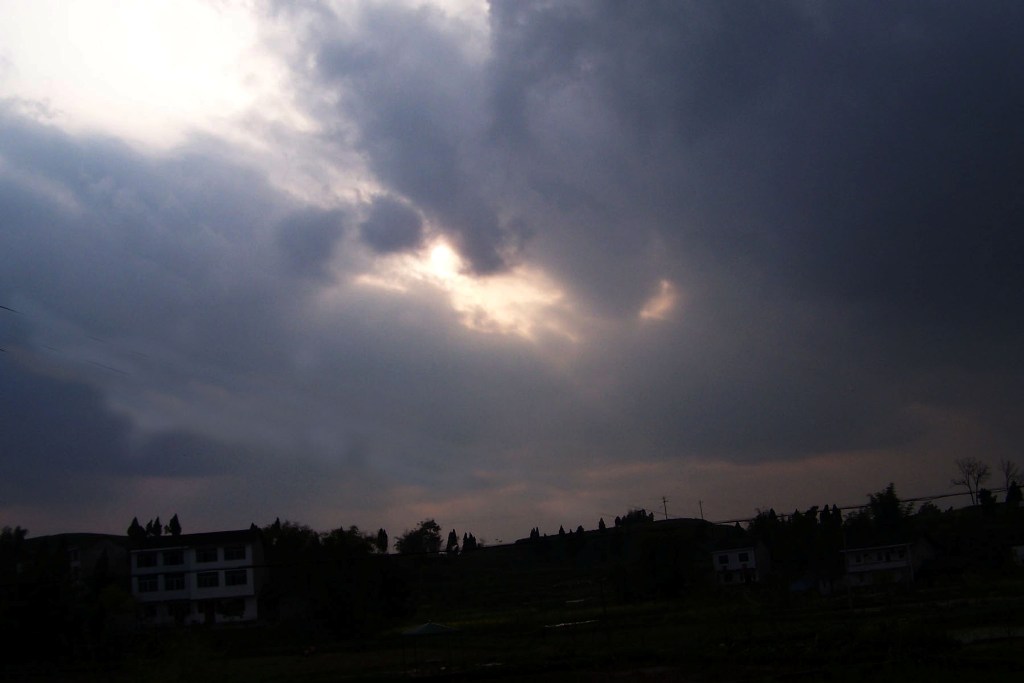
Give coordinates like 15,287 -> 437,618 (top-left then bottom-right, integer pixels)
2,461 -> 1023,680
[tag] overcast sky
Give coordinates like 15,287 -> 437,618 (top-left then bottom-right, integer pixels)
2,1 -> 1022,543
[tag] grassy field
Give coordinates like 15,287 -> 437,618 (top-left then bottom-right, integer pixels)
10,571 -> 1022,682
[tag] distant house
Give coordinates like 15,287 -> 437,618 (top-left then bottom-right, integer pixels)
20,533 -> 129,587
841,540 -> 932,588
711,541 -> 770,585
130,529 -> 265,626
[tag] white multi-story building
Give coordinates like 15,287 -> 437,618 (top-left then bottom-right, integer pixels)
130,529 -> 265,625
842,542 -> 918,588
711,541 -> 771,585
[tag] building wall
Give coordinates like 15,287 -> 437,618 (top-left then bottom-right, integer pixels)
131,535 -> 264,626
843,544 -> 914,588
712,546 -> 764,584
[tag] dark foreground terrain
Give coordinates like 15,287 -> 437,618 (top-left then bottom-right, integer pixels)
6,572 -> 1023,682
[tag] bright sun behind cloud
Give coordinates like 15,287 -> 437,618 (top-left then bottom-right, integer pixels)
357,238 -> 577,342
0,0 -> 280,147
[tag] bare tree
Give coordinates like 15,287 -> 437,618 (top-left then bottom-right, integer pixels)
999,459 -> 1021,491
952,457 -> 991,505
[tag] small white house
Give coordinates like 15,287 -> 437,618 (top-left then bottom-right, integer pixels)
711,542 -> 770,585
130,529 -> 265,626
841,541 -> 929,588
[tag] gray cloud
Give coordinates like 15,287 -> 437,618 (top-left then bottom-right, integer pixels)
276,209 -> 347,280
358,195 -> 423,254
2,2 -> 1023,540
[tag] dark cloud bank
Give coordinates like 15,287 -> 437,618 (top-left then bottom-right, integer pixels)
2,2 -> 1023,538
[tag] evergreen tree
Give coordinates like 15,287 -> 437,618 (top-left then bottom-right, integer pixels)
395,519 -> 442,554
376,528 -> 389,554
166,513 -> 182,536
978,487 -> 997,513
127,517 -> 146,540
598,518 -> 606,531
446,529 -> 460,555
1006,481 -> 1022,506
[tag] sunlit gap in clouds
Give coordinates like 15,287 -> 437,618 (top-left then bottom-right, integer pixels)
638,279 -> 679,321
355,238 -> 577,342
0,0 -> 293,148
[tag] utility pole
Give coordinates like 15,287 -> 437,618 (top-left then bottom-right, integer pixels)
698,500 -> 704,521
662,496 -> 669,520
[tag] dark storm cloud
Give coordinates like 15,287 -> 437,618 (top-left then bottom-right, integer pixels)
0,100 -> 580,529
358,195 -> 424,254
276,208 -> 347,280
484,0 -> 1024,324
4,1 -> 1024,539
0,355 -> 244,503
289,0 -> 1024,463
311,1 -> 520,272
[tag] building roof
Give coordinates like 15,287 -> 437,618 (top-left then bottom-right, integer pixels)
23,533 -> 128,550
129,529 -> 260,550
841,541 -> 912,554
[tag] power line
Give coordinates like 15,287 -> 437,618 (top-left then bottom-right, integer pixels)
708,488 -> 984,525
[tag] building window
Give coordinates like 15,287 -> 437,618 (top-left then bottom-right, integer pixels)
136,552 -> 158,568
196,547 -> 218,563
225,569 -> 248,586
137,575 -> 159,592
163,550 -> 184,566
164,573 -> 186,591
738,552 -> 749,563
197,571 -> 220,588
718,554 -> 729,565
224,545 -> 246,561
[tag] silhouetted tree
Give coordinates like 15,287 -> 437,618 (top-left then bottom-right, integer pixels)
618,508 -> 655,526
395,519 -> 442,554
127,517 -> 145,540
166,513 -> 182,536
462,532 -> 479,552
321,525 -> 375,556
263,519 -> 320,553
145,517 -> 163,537
1006,481 -> 1022,506
598,518 -> 606,531
558,525 -> 565,536
999,459 -> 1021,491
952,457 -> 991,505
0,525 -> 28,577
868,483 -> 912,537
915,501 -> 942,519
575,525 -> 584,534
978,487 -> 997,513
375,528 -> 389,554
446,529 -> 459,555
